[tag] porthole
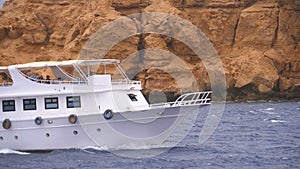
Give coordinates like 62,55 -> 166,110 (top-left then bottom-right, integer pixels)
34,116 -> 43,125
46,133 -> 50,137
14,135 -> 18,140
97,128 -> 101,132
47,120 -> 53,124
2,119 -> 11,129
0,136 -> 3,140
68,114 -> 78,124
73,130 -> 78,135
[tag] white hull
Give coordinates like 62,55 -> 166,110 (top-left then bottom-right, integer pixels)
0,105 -> 200,151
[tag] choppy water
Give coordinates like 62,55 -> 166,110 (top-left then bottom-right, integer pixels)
0,101 -> 299,168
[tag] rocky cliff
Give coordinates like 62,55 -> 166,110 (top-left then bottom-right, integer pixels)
0,0 -> 299,101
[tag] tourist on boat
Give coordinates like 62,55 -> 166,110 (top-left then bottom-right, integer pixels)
45,75 -> 51,84
36,75 -> 44,83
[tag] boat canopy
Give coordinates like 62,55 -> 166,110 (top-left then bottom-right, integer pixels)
6,59 -> 128,84
14,59 -> 120,70
0,66 -> 8,72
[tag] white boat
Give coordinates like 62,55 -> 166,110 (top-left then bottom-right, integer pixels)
0,59 -> 211,151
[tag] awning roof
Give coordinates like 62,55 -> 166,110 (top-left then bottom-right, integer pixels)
0,66 -> 8,72
13,59 -> 120,69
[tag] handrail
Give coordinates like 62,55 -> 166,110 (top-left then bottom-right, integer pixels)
0,82 -> 13,87
111,80 -> 141,85
17,69 -> 87,85
173,91 -> 212,106
150,91 -> 212,108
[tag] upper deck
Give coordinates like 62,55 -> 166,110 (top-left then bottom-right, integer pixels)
0,59 -> 142,98
14,59 -> 122,84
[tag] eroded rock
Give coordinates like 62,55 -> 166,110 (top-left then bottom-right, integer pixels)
0,0 -> 299,100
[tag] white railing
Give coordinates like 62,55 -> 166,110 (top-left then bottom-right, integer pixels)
173,91 -> 212,106
17,69 -> 87,85
38,79 -> 87,85
150,91 -> 212,108
111,80 -> 141,85
0,82 -> 13,87
149,102 -> 172,108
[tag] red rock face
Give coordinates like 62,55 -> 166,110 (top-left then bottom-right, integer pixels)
0,0 -> 299,101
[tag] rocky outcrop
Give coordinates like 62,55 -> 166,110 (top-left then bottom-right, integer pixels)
0,0 -> 299,101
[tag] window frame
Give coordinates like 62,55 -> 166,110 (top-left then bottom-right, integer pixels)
44,97 -> 59,109
2,100 -> 15,112
66,96 -> 81,108
23,98 -> 37,111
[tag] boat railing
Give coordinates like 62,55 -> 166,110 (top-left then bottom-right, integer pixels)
149,102 -> 172,108
150,91 -> 212,108
173,91 -> 212,106
38,79 -> 87,85
18,69 -> 87,85
111,80 -> 141,85
0,82 -> 13,87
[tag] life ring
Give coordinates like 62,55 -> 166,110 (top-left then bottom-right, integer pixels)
103,109 -> 114,120
68,114 -> 78,124
34,116 -> 43,125
2,119 -> 11,129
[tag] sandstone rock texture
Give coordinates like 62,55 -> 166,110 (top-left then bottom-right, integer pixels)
0,0 -> 299,101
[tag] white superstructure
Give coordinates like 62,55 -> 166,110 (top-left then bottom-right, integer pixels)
0,59 -> 211,151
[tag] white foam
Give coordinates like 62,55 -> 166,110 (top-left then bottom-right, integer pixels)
82,144 -> 172,151
266,108 -> 275,111
259,108 -> 277,115
0,149 -> 30,155
82,146 -> 109,151
109,144 -> 167,151
270,119 -> 287,123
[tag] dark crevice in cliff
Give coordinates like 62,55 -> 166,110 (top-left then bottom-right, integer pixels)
35,14 -> 51,43
243,0 -> 258,8
136,12 -> 145,64
231,16 -> 240,47
180,0 -> 186,10
290,35 -> 298,50
271,9 -> 280,48
274,78 -> 280,92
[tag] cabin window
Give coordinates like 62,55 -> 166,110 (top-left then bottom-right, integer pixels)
128,94 -> 138,101
23,98 -> 37,110
45,97 -> 59,109
66,96 -> 81,108
2,100 -> 15,112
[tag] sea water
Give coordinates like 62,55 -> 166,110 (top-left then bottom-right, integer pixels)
0,101 -> 299,168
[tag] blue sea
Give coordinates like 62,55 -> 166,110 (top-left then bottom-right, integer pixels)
0,101 -> 299,168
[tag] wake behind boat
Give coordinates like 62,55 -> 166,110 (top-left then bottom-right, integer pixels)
0,59 -> 211,151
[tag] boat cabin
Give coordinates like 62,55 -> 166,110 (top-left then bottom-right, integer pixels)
0,59 -> 149,118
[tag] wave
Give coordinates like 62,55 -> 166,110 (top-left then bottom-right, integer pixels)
270,119 -> 287,123
82,143 -> 178,152
82,146 -> 109,152
0,149 -> 30,155
258,108 -> 277,115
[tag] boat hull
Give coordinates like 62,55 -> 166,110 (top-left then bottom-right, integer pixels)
0,105 -> 202,151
